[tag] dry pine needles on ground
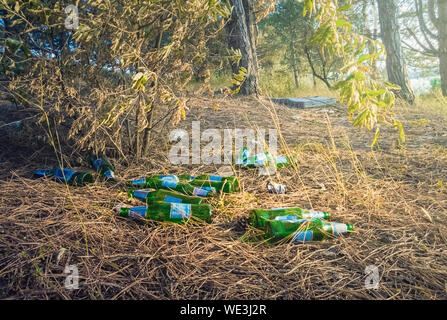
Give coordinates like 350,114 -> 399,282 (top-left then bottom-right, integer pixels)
1,96 -> 447,299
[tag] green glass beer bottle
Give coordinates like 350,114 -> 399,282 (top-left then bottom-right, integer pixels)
115,203 -> 211,223
127,175 -> 179,188
236,147 -> 290,168
115,205 -> 147,220
146,202 -> 211,223
127,176 -> 217,197
265,218 -> 354,243
250,207 -> 330,229
128,189 -> 203,204
189,179 -> 235,193
34,168 -> 94,185
178,174 -> 240,191
196,175 -> 240,192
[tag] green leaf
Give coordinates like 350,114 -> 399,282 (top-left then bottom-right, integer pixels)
335,19 -> 352,30
353,72 -> 366,81
371,127 -> 380,148
385,82 -> 401,90
358,54 -> 375,64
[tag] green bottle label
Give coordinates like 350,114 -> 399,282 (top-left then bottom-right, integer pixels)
209,175 -> 223,182
164,195 -> 182,203
170,203 -> 191,219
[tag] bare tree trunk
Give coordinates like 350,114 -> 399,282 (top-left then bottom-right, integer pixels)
226,0 -> 260,95
437,0 -> 447,96
290,41 -> 299,88
134,94 -> 142,159
292,63 -> 299,89
141,32 -> 163,155
378,0 -> 415,104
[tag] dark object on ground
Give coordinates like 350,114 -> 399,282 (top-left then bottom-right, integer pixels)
267,181 -> 287,194
270,96 -> 337,109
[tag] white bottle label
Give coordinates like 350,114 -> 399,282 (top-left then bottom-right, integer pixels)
161,176 -> 178,188
331,222 -> 348,235
303,211 -> 326,219
170,203 -> 192,219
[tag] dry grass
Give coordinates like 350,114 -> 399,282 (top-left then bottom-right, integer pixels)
1,94 -> 447,299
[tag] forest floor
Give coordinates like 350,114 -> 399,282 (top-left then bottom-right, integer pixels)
1,94 -> 447,299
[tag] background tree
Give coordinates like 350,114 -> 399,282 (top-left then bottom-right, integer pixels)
401,0 -> 447,96
0,0 -> 231,158
225,0 -> 260,95
377,0 -> 415,104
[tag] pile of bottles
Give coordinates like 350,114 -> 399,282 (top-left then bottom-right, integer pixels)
250,207 -> 354,243
235,147 -> 290,168
118,174 -> 240,224
33,157 -> 115,185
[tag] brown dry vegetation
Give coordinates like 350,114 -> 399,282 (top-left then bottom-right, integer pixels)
1,95 -> 447,299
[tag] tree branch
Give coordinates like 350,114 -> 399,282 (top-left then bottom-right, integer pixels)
428,0 -> 439,29
406,26 -> 438,56
401,39 -> 438,57
415,0 -> 438,41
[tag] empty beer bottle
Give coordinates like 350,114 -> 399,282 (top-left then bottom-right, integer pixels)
128,189 -> 203,204
193,174 -> 240,191
236,147 -> 289,168
265,218 -> 354,243
246,153 -> 289,168
115,205 -> 147,220
127,176 -> 217,197
250,207 -> 330,229
146,202 -> 211,223
189,179 -> 236,193
127,175 -> 178,189
178,174 -> 240,190
91,156 -> 115,181
34,168 -> 94,185
115,202 -> 211,223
